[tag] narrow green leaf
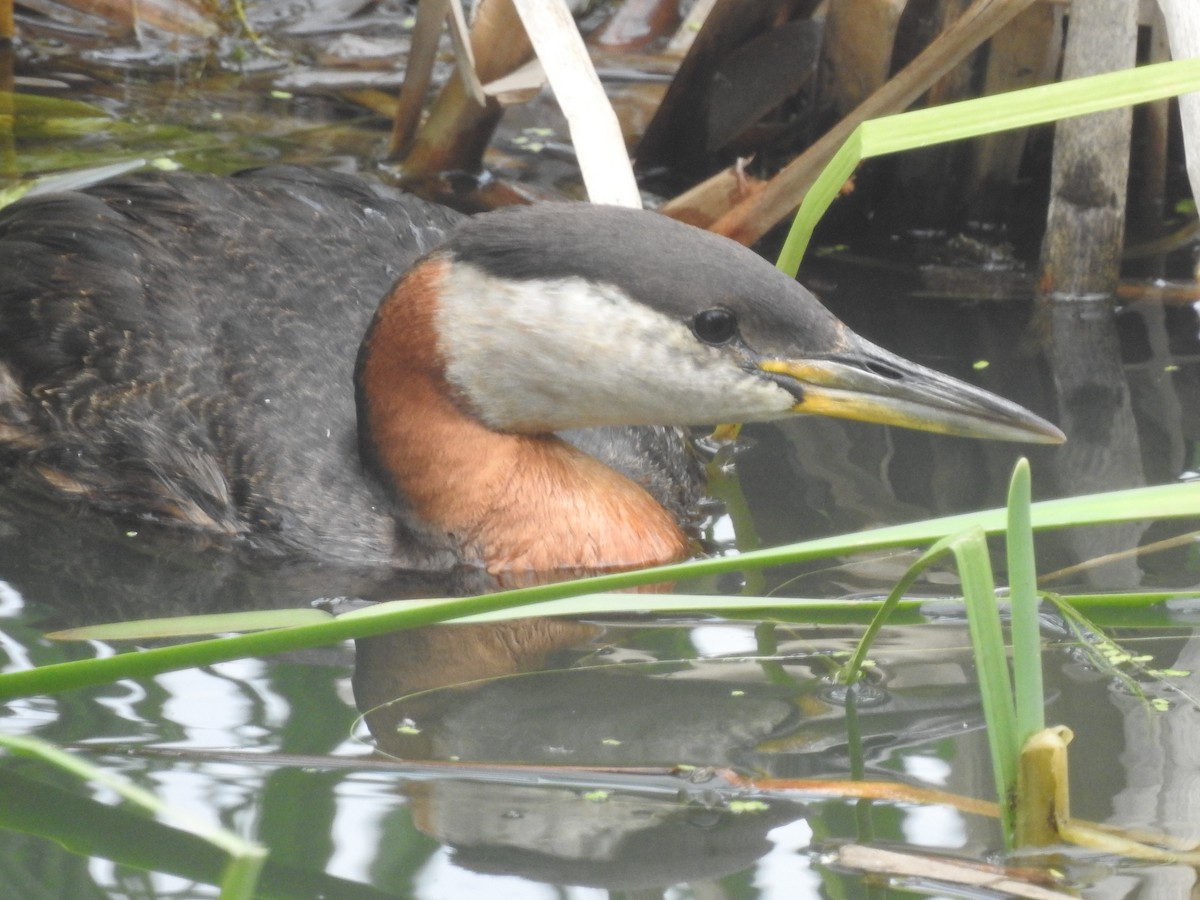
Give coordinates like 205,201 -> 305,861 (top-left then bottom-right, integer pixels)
776,133 -> 861,276
45,587 -> 1200,647
1006,459 -> 1045,744
952,529 -> 1017,844
837,534 -> 956,684
4,480 -> 1195,700
778,57 -> 1200,275
218,850 -> 268,900
0,769 -> 371,898
0,733 -> 267,899
47,608 -> 333,641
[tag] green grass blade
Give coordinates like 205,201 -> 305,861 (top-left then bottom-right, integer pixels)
0,768 -> 380,898
218,852 -> 268,900
3,480 -> 1195,699
0,734 -> 267,898
859,56 -> 1200,156
952,528 -> 1017,844
45,586 -> 1200,643
778,57 -> 1200,275
47,607 -> 333,641
775,132 -> 861,276
837,535 -> 956,684
1007,460 -> 1045,745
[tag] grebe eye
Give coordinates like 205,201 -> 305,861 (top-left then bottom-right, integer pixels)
692,307 -> 737,345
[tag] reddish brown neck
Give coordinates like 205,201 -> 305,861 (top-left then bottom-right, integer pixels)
357,257 -> 690,580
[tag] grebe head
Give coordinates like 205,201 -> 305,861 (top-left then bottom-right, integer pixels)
414,203 -> 1063,443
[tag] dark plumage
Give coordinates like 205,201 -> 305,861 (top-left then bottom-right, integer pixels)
0,166 -> 699,566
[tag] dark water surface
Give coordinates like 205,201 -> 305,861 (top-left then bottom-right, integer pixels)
5,21 -> 1200,899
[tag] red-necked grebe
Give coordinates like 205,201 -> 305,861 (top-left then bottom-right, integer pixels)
0,166 -> 1063,580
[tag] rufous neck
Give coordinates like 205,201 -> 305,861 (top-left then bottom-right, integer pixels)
356,256 -> 690,580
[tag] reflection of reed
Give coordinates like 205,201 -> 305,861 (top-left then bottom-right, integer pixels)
1111,633 -> 1200,853
1033,0 -> 1146,590
1040,300 -> 1147,588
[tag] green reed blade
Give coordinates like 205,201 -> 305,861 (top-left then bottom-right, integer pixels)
1007,459 -> 1046,745
778,57 -> 1200,275
952,527 -> 1018,844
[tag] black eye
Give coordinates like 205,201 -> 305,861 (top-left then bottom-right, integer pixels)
691,307 -> 737,345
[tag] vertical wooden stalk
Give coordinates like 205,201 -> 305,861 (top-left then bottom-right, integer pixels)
1039,0 -> 1138,297
1038,5 -> 1145,588
885,0 -> 978,229
963,1 -> 1061,223
1133,6 -> 1171,246
389,0 -> 452,159
818,0 -> 908,119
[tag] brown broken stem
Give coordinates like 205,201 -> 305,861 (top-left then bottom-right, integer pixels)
399,0 -> 534,174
